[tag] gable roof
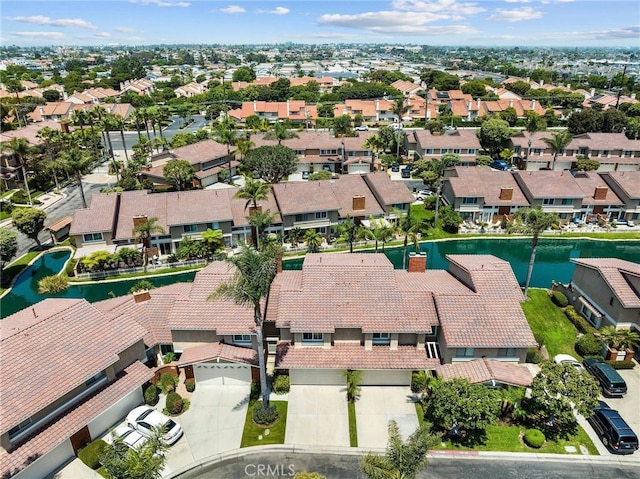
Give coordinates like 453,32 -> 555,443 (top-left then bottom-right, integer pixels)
445,166 -> 529,207
436,358 -> 533,386
514,170 -> 585,199
571,258 -> 640,308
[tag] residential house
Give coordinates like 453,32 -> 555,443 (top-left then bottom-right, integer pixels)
390,79 -> 422,98
478,98 -> 545,119
174,82 -> 207,98
406,129 -> 481,163
66,87 -> 120,105
513,170 -> 584,223
567,258 -> 640,333
120,78 -> 155,96
227,100 -> 317,125
0,299 -> 151,479
572,171 -> 624,222
271,253 -> 536,386
436,358 -> 533,387
600,171 -> 640,222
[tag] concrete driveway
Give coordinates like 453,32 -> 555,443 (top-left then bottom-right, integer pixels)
285,386 -> 350,447
165,384 -> 250,472
356,386 -> 419,449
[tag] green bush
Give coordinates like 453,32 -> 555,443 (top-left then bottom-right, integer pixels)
166,391 -> 184,415
144,384 -> 159,406
185,378 -> 196,392
526,349 -> 542,364
576,333 -> 603,357
565,306 -> 597,335
252,401 -> 280,426
605,360 -> 635,369
272,375 -> 290,395
64,258 -> 77,277
523,429 -> 545,448
159,372 -> 177,394
411,370 -> 429,393
78,439 -> 108,470
551,291 -> 568,308
250,381 -> 261,402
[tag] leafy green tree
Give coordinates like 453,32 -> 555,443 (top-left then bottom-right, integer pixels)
337,216 -> 357,253
424,378 -> 500,433
575,158 -> 600,171
304,229 -> 322,253
333,114 -> 352,136
58,146 -> 94,209
243,145 -> 298,184
163,159 -> 195,191
541,130 -> 572,170
439,205 -> 462,234
213,116 -> 237,181
232,66 -> 256,82
499,107 -> 518,126
361,421 -> 436,479
294,473 -> 325,479
461,79 -> 489,98
0,227 -> 18,268
100,427 -> 168,479
513,206 -> 559,297
505,80 -> 531,96
308,170 -> 332,181
264,121 -> 299,145
201,228 -> 225,258
38,274 -> 69,293
524,112 -> 546,169
477,118 -> 512,158
12,207 -> 47,247
475,155 -> 492,167
208,245 -> 278,411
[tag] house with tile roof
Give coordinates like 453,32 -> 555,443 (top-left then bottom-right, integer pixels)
270,253 -> 535,385
436,358 -> 533,387
571,171 -> 625,222
227,100 -> 317,126
0,299 -> 152,479
120,78 -> 155,96
568,258 -> 640,333
600,171 -> 640,223
406,129 -> 481,163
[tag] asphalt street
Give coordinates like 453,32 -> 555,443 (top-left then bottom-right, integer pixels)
108,115 -> 207,151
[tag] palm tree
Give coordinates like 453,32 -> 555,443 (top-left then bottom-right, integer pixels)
396,206 -> 424,269
304,229 -> 322,253
112,115 -> 130,164
524,113 -> 545,171
132,216 -> 165,266
247,209 -> 278,251
337,215 -> 357,253
513,206 -> 559,297
363,134 -> 385,171
361,420 -> 435,479
235,138 -> 255,161
214,115 -> 237,182
208,245 -> 278,410
2,137 -> 33,206
235,176 -> 271,247
372,221 -> 394,252
37,126 -> 64,190
287,227 -> 303,247
58,146 -> 95,209
541,130 -> 572,171
391,98 -> 410,124
264,121 -> 298,145
343,369 -> 362,403
599,326 -> 640,351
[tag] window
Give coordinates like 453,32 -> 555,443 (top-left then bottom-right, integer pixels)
453,148 -> 461,154
512,147 -> 520,154
183,224 -> 197,233
609,297 -> 614,306
294,149 -> 304,155
8,419 -> 32,439
542,198 -> 555,205
468,148 -> 476,155
315,211 -> 328,220
441,148 -> 449,154
560,198 -> 573,205
295,213 -> 308,222
425,148 -> 434,155
462,197 -> 478,204
302,332 -> 323,343
372,333 -> 391,345
624,151 -> 632,158
456,348 -> 475,357
497,348 -> 516,357
320,149 -> 338,156
533,148 -> 542,155
208,222 -> 220,230
601,150 -> 609,157
233,334 -> 252,344
83,232 -> 103,243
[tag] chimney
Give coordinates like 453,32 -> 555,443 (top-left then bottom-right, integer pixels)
133,290 -> 151,303
60,122 -> 70,133
594,186 -> 608,200
276,256 -> 283,273
352,195 -> 365,211
132,215 -> 148,229
248,205 -> 263,216
432,131 -> 441,136
467,100 -> 472,111
539,80 -> 544,86
590,88 -> 595,97
408,252 -> 427,272
476,98 -> 481,110
509,99 -> 513,108
531,99 -> 536,110
499,187 -> 513,201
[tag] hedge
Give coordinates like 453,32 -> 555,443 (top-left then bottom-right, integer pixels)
605,360 -> 636,370
144,384 -> 159,406
523,429 -> 545,448
576,333 -> 602,357
166,391 -> 184,415
78,439 -> 108,470
565,306 -> 597,335
253,401 -> 280,426
551,291 -> 568,308
159,372 -> 177,394
185,378 -> 196,392
272,375 -> 290,395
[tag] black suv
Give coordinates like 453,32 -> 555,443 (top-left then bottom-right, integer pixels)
583,357 -> 627,397
588,402 -> 638,454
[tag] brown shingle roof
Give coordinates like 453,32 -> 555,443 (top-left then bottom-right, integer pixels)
272,181 -> 341,215
363,172 -> 414,207
436,358 -> 532,386
571,258 -> 640,308
514,170 -> 585,199
446,167 -> 529,207
573,172 -> 624,205
601,171 -> 640,199
69,192 -> 118,235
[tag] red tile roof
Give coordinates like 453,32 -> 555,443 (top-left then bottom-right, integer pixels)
572,172 -> 624,205
446,254 -> 525,301
69,192 -> 119,235
514,170 -> 585,199
0,299 -> 147,434
363,172 -> 414,207
177,342 -> 258,367
0,361 -> 152,477
445,167 -> 529,207
276,342 -> 439,370
436,358 -> 532,386
570,258 -> 640,308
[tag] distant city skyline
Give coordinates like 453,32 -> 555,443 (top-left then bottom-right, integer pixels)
1,0 -> 639,48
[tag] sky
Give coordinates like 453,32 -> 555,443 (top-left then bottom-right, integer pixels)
1,0 -> 639,48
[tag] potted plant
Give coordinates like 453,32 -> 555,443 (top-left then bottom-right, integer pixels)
598,326 -> 639,361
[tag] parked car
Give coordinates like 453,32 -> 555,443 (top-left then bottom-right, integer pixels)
489,159 -> 510,171
391,162 -> 400,172
415,189 -> 434,201
401,168 -> 411,179
588,402 -> 639,454
127,406 -> 183,446
113,424 -> 149,451
302,171 -> 310,180
583,357 -> 627,397
354,125 -> 369,131
553,354 -> 585,371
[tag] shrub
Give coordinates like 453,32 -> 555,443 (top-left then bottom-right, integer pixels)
250,381 -> 261,402
162,352 -> 176,364
605,360 -> 635,370
252,401 -> 280,426
272,375 -> 290,395
551,291 -> 568,308
166,391 -> 184,415
523,429 -> 545,448
64,258 -> 77,277
411,370 -> 429,393
185,378 -> 196,392
526,349 -> 542,364
159,372 -> 177,394
78,439 -> 108,470
565,306 -> 597,335
144,384 -> 159,406
576,333 -> 603,357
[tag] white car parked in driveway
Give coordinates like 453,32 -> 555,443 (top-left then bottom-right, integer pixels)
553,354 -> 585,371
126,406 -> 183,446
113,424 -> 149,451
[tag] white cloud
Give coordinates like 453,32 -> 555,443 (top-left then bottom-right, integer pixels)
270,7 -> 290,15
392,0 -> 485,16
130,0 -> 190,7
10,31 -> 66,39
4,15 -> 97,29
115,26 -> 135,33
76,32 -> 112,40
592,25 -> 640,39
220,5 -> 246,14
486,7 -> 543,22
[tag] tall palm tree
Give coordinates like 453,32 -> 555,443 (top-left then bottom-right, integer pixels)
214,115 -> 237,182
2,137 -> 33,205
58,146 -> 94,208
132,216 -> 165,266
363,134 -> 385,171
370,218 -> 393,252
541,130 -> 572,171
391,98 -> 410,124
235,138 -> 255,161
396,206 -> 424,269
264,121 -> 298,145
112,115 -> 130,164
208,245 -> 278,410
304,229 -> 322,253
235,176 -> 271,247
36,126 -> 64,191
337,215 -> 357,253
513,206 -> 559,297
247,209 -> 278,251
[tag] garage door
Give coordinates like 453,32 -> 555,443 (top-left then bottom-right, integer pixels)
361,370 -> 411,386
348,164 -> 371,175
194,362 -> 251,385
290,369 -> 345,386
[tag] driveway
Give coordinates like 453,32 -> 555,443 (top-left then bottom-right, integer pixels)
356,386 -> 419,449
165,384 -> 250,472
285,386 -> 350,447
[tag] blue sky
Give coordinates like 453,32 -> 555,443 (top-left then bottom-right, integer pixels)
2,0 -> 639,47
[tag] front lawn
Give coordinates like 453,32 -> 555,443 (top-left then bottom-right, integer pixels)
240,401 -> 288,448
348,402 -> 358,447
521,288 -> 579,358
433,424 -> 598,455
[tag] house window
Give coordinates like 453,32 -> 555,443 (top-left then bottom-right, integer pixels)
533,148 -> 542,155
208,222 -> 220,230
8,418 -> 32,439
542,198 -> 555,205
560,198 -> 573,205
624,151 -> 632,158
512,147 -> 520,154
497,348 -> 516,357
320,149 -> 338,156
468,148 -> 476,155
600,150 -> 609,157
609,297 -> 614,306
302,332 -> 323,344
233,334 -> 252,344
294,149 -> 304,155
456,348 -> 475,357
441,148 -> 449,154
462,197 -> 478,204
183,224 -> 197,233
315,211 -> 328,220
295,213 -> 308,222
425,148 -> 434,154
83,232 -> 104,243
453,148 -> 461,154
372,333 -> 391,345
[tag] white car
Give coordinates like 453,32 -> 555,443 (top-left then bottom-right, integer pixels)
553,354 -> 585,371
415,189 -> 434,201
113,424 -> 149,451
127,406 -> 183,446
354,125 -> 369,131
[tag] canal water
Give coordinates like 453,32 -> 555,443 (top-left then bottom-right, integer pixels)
2,238 -> 640,319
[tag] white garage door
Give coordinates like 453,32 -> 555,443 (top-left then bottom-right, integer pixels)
194,362 -> 251,385
290,369 -> 345,386
348,164 -> 371,175
361,370 -> 411,386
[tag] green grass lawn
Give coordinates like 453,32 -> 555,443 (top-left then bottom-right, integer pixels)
521,289 -> 580,358
348,402 -> 358,447
433,424 -> 598,455
240,401 -> 288,448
